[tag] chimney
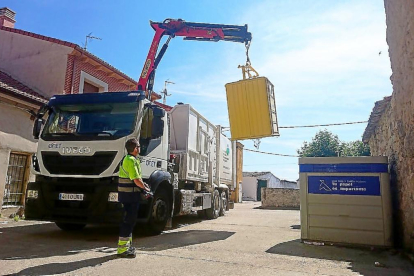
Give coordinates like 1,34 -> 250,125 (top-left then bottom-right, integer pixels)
0,7 -> 16,28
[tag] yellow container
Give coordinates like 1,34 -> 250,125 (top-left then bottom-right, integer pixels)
225,77 -> 279,140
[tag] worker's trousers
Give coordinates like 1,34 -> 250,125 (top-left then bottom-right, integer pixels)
119,202 -> 140,238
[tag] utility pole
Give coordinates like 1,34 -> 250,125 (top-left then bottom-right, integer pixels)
84,33 -> 102,51
161,80 -> 175,105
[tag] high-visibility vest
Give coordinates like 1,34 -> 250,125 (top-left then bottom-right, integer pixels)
118,155 -> 142,203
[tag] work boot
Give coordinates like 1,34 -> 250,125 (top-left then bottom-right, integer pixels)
117,246 -> 136,258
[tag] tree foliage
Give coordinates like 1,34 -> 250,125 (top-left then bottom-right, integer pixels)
297,129 -> 370,157
340,140 -> 371,157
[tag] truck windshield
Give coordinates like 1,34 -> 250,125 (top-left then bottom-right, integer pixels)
41,102 -> 139,141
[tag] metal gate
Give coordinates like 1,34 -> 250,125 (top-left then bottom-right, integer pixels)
256,179 -> 267,201
3,153 -> 29,206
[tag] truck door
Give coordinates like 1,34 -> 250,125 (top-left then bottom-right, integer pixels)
139,105 -> 167,178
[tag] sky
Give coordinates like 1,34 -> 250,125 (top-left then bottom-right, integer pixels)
3,0 -> 392,181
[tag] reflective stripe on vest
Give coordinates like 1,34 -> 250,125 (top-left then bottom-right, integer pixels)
118,186 -> 141,193
119,178 -> 134,184
118,178 -> 141,193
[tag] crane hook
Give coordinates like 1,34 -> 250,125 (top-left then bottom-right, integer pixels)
238,41 -> 259,80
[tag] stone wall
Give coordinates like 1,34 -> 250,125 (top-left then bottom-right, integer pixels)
367,0 -> 414,252
261,188 -> 300,208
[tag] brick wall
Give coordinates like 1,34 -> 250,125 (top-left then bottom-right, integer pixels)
261,188 -> 300,208
367,0 -> 414,252
64,55 -> 136,94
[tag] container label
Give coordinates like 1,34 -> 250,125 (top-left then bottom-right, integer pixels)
308,176 -> 381,196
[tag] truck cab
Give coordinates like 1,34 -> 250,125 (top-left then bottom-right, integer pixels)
26,91 -> 172,233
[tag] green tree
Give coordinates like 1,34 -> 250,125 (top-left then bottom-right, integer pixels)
297,130 -> 370,157
297,130 -> 341,157
340,141 -> 370,156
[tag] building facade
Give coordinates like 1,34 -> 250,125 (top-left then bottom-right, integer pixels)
242,172 -> 298,201
363,1 -> 414,253
0,70 -> 47,208
0,7 -> 159,211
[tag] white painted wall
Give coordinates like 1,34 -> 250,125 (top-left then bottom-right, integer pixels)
242,176 -> 258,201
0,30 -> 72,98
0,149 -> 11,208
0,103 -> 38,207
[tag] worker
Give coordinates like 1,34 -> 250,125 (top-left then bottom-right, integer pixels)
117,138 -> 151,258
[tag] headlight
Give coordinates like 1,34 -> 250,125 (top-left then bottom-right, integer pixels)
32,154 -> 40,172
108,192 -> 118,202
27,190 -> 38,199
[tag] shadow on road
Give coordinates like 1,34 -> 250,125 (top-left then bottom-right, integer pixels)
1,216 -> 234,275
170,214 -> 203,230
253,206 -> 300,210
266,239 -> 414,276
5,255 -> 117,276
0,216 -> 234,259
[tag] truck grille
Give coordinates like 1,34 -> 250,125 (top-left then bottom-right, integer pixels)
41,151 -> 117,175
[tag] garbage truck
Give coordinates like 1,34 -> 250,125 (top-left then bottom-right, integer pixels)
25,92 -> 234,233
25,19 -> 251,234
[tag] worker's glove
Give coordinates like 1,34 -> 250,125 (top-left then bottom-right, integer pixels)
142,183 -> 153,199
143,183 -> 151,192
142,190 -> 153,199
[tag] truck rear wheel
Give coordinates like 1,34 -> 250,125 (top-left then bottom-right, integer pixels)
146,188 -> 170,235
205,189 -> 220,219
219,191 -> 227,216
55,222 -> 86,231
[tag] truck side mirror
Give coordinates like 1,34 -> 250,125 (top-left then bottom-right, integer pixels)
33,118 -> 43,139
151,107 -> 165,139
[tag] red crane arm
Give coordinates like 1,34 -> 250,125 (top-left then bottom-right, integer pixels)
137,19 -> 252,97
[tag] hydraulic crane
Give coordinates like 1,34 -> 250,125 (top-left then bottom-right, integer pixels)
137,19 -> 253,99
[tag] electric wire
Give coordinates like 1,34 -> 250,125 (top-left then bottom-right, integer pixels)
234,121 -> 369,158
221,120 -> 368,131
244,148 -> 299,157
279,121 -> 368,129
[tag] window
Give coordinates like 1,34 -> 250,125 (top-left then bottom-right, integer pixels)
3,153 -> 29,206
83,81 -> 100,93
79,71 -> 108,94
46,112 -> 80,134
42,102 -> 138,140
139,106 -> 161,156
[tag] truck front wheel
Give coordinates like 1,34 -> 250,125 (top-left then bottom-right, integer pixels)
55,222 -> 86,231
146,188 -> 170,235
205,189 -> 220,219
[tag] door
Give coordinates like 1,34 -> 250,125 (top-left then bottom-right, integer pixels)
256,179 -> 267,201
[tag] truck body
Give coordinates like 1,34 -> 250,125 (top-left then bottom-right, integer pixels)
26,91 -> 232,233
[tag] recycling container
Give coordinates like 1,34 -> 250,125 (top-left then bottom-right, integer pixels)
299,156 -> 392,247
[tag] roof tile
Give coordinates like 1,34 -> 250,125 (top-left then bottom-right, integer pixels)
0,70 -> 48,104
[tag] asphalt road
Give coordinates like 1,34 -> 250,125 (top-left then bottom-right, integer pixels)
0,202 -> 413,276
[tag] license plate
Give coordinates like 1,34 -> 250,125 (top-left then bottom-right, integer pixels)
59,193 -> 84,201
